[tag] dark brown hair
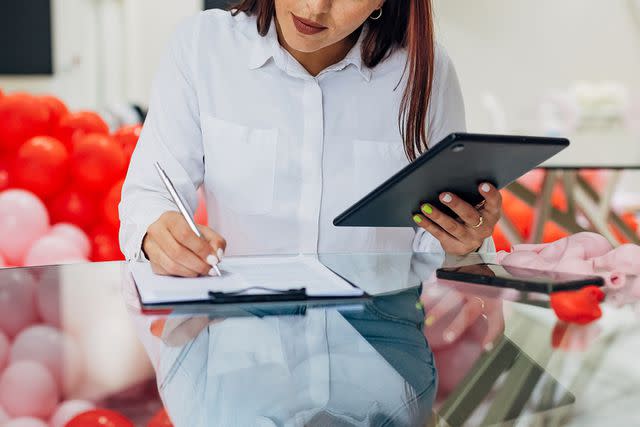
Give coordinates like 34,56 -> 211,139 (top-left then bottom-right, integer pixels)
230,0 -> 435,161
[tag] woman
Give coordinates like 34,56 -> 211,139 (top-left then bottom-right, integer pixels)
119,0 -> 502,277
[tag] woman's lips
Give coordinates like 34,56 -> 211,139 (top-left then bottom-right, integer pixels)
291,13 -> 328,36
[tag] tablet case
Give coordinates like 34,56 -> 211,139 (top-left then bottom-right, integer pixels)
334,133 -> 569,227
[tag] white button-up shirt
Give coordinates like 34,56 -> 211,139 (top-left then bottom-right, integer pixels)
119,9 -> 492,260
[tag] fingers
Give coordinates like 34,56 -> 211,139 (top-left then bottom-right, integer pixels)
167,217 -> 217,264
419,202 -> 471,242
438,192 -> 482,228
412,183 -> 503,256
198,225 -> 227,260
144,211 -> 229,277
413,208 -> 482,255
478,182 -> 502,216
157,226 -> 213,276
424,289 -> 465,326
161,316 -> 211,347
144,235 -> 202,277
441,298 -> 484,344
482,305 -> 504,350
414,214 -> 471,255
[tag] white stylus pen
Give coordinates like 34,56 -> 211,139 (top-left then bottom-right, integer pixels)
154,161 -> 221,276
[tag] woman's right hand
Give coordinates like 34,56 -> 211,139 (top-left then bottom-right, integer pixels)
142,211 -> 227,277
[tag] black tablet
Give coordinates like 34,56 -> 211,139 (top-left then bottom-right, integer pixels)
436,263 -> 604,293
333,133 -> 569,227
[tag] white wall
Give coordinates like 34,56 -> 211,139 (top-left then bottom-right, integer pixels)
434,0 -> 640,131
4,0 -> 639,116
433,0 -> 640,168
121,0 -> 202,105
0,0 -> 100,109
0,0 -> 201,109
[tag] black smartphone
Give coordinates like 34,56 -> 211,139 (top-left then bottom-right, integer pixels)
436,263 -> 604,294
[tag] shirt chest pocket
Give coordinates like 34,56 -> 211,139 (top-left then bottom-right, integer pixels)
202,116 -> 278,215
352,139 -> 408,199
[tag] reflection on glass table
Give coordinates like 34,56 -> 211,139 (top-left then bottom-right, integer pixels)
1,253 -> 640,426
422,278 -> 575,427
0,263 -> 161,426
144,288 -> 434,427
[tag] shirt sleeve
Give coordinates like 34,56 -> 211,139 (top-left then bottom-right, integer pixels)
119,16 -> 205,261
412,45 -> 495,253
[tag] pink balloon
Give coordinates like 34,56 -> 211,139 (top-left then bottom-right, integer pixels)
0,190 -> 50,265
0,403 -> 8,424
0,270 -> 38,337
23,235 -> 86,267
10,325 -> 83,394
49,224 -> 91,258
0,330 -> 9,372
0,361 -> 59,418
35,270 -> 61,328
0,252 -> 5,267
3,417 -> 49,427
49,400 -> 95,427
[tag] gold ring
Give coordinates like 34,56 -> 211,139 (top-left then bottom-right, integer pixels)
472,216 -> 484,228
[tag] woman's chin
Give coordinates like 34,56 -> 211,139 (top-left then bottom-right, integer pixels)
281,30 -> 329,54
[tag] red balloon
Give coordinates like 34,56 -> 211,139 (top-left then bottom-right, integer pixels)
49,188 -> 98,230
550,286 -> 604,325
0,155 -> 13,192
501,190 -> 534,239
550,184 -> 567,212
103,179 -> 124,230
72,133 -> 126,193
13,136 -> 69,199
112,124 -> 141,148
147,408 -> 174,427
113,124 -> 142,165
39,95 -> 69,129
89,224 -> 123,262
492,224 -> 511,252
65,409 -> 135,427
54,111 -> 109,151
542,222 -> 569,243
0,93 -> 51,153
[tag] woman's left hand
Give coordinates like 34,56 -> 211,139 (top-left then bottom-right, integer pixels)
412,182 -> 502,255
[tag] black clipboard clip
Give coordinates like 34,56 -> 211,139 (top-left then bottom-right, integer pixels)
208,286 -> 308,304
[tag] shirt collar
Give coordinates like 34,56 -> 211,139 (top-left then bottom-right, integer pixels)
247,19 -> 372,82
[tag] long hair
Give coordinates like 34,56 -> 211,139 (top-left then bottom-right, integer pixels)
230,0 -> 435,161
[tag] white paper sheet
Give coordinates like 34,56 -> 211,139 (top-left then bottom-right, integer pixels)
130,255 -> 364,305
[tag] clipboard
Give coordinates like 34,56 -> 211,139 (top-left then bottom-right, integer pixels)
129,256 -> 371,311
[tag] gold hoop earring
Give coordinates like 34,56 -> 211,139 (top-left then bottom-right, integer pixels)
370,8 -> 382,20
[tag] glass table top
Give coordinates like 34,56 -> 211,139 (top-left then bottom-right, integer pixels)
1,252 -> 639,426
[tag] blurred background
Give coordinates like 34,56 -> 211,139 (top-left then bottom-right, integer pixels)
0,2 -> 639,427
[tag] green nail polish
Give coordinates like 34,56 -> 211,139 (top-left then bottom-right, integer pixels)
421,204 -> 433,215
413,214 -> 423,224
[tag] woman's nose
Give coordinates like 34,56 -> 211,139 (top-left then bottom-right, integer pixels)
306,0 -> 332,15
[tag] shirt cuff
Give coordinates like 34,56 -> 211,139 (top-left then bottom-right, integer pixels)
120,201 -> 179,261
476,237 -> 496,253
130,226 -> 150,262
